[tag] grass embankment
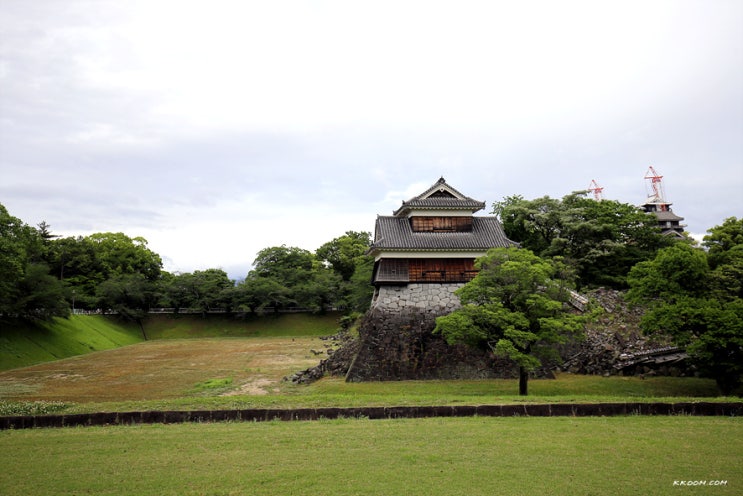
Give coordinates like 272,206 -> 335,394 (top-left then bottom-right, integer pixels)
1,416 -> 740,496
0,315 -> 143,371
0,312 -> 340,371
142,312 -> 341,339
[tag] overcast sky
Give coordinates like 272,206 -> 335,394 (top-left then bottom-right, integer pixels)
1,0 -> 741,280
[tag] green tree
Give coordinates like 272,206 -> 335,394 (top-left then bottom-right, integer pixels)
316,231 -> 371,281
316,231 -> 373,311
96,273 -> 156,339
47,235 -> 100,308
160,269 -> 234,313
626,243 -> 710,302
688,299 -> 743,396
233,276 -> 293,314
0,204 -> 28,317
627,241 -> 743,394
703,217 -> 743,267
17,263 -> 69,320
48,232 -> 163,310
240,245 -> 343,313
86,232 -> 162,281
494,192 -> 673,289
0,204 -> 68,321
493,195 -> 562,255
704,217 -> 743,300
251,245 -> 315,284
348,255 -> 375,311
708,245 -> 743,300
292,268 -> 342,313
434,248 -> 584,395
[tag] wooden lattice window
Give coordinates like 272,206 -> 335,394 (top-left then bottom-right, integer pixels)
410,217 -> 473,232
375,259 -> 410,283
408,259 -> 477,282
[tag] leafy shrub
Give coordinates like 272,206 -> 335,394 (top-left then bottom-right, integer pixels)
0,401 -> 68,416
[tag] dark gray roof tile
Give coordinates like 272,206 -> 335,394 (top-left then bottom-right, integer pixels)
370,216 -> 517,253
393,177 -> 486,215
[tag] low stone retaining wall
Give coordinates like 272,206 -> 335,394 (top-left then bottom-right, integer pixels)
2,402 -> 740,429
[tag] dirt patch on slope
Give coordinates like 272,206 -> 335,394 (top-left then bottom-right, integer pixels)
0,337 -> 323,403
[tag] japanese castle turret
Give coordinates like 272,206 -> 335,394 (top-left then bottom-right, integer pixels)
640,199 -> 686,237
368,177 -> 516,314
640,166 -> 686,237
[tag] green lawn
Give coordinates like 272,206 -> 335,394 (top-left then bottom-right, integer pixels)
1,314 -> 740,495
2,373 -> 732,417
1,416 -> 740,496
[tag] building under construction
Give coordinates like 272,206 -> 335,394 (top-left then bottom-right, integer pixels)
639,166 -> 686,237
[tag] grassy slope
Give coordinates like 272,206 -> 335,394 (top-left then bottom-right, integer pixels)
142,312 -> 341,339
0,312 -> 341,371
0,316 -> 143,371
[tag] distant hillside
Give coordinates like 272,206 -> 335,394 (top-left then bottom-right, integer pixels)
0,312 -> 342,371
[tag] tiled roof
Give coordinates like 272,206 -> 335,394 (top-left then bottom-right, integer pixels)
415,176 -> 470,200
396,198 -> 486,211
393,177 -> 486,216
369,216 -> 517,253
653,210 -> 684,221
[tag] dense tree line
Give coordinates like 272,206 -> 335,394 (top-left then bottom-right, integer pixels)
0,202 -> 372,324
478,193 -> 742,394
626,218 -> 743,394
493,191 -> 676,289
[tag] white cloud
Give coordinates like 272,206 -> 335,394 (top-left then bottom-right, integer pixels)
1,0 -> 741,278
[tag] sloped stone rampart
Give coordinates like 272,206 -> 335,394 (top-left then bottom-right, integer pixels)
344,308 -> 514,382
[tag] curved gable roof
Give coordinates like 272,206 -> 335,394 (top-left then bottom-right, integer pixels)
393,177 -> 486,216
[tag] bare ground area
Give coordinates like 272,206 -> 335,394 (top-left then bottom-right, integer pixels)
0,337 -> 325,402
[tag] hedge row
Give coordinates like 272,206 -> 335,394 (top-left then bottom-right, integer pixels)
2,402 -> 741,430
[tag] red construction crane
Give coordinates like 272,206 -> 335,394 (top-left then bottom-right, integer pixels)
588,179 -> 604,201
644,166 -> 668,210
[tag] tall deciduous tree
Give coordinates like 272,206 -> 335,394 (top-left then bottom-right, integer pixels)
316,231 -> 371,281
703,217 -> 743,267
96,273 -> 156,339
434,248 -> 584,395
0,204 -> 27,317
48,232 -> 163,310
235,245 -> 342,313
627,240 -> 743,395
316,231 -> 373,311
1,204 -> 68,321
159,269 -> 235,314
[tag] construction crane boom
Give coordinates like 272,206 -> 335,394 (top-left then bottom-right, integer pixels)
588,179 -> 604,201
644,166 -> 666,205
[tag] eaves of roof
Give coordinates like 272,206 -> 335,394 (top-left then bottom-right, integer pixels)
369,216 -> 517,254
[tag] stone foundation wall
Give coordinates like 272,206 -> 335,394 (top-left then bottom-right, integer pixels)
371,283 -> 464,314
344,308 -> 515,382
